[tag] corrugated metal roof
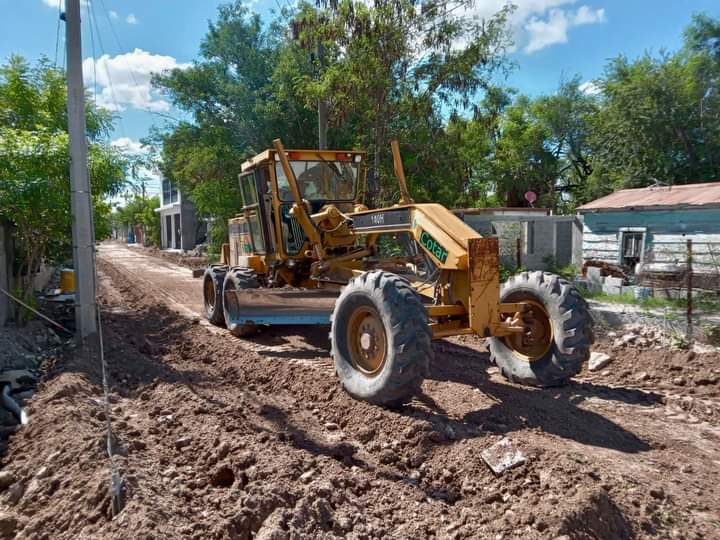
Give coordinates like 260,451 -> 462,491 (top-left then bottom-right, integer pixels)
577,182 -> 720,211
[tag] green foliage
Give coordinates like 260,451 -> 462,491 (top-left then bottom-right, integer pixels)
114,196 -> 161,247
499,264 -> 527,283
586,15 -> 720,198
152,0 -> 513,235
0,55 -> 126,314
151,3 -> 720,242
542,255 -> 580,281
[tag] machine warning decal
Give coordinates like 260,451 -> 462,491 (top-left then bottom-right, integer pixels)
420,230 -> 449,264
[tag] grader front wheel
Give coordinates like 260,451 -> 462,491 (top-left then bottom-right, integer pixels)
203,265 -> 227,326
488,271 -> 594,387
330,270 -> 432,407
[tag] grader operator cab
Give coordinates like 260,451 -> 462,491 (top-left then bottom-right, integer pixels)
203,139 -> 593,406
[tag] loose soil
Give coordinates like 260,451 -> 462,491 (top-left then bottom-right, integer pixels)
0,243 -> 718,539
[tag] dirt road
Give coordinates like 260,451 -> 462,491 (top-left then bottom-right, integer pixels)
1,242 -> 719,539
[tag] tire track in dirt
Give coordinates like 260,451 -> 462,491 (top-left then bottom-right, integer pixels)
2,242 -> 716,539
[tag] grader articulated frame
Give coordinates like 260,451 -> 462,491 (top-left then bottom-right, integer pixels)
203,139 -> 593,406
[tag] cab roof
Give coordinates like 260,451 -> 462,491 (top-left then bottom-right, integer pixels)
241,149 -> 365,173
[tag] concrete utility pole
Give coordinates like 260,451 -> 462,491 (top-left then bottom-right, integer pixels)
65,0 -> 98,339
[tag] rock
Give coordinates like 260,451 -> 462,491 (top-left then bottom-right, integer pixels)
481,438 -> 526,475
0,512 -> 17,537
607,331 -> 617,338
324,422 -> 340,431
210,465 -> 235,487
588,352 -> 613,372
672,377 -> 686,386
36,466 -> 52,479
357,426 -> 375,443
5,483 -> 24,505
130,440 -> 147,451
649,486 -> 665,500
379,449 -> 398,464
0,472 -> 14,491
299,470 -> 315,483
621,334 -> 637,345
215,441 -> 231,460
175,437 -> 192,450
681,464 -> 694,474
635,371 -> 650,382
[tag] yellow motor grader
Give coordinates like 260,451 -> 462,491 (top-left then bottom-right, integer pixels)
203,139 -> 593,406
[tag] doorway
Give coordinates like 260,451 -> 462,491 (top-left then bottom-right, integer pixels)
173,214 -> 181,249
165,215 -> 172,249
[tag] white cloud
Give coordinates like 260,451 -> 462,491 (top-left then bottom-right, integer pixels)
111,137 -> 147,154
125,13 -> 138,25
83,49 -> 191,112
524,6 -> 606,53
458,1 -> 607,55
109,10 -> 118,19
42,0 -> 88,8
579,80 -> 601,95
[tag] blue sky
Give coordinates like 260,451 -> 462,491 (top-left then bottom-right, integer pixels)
2,0 -> 719,197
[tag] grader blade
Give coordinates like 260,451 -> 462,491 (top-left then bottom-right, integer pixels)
224,287 -> 339,327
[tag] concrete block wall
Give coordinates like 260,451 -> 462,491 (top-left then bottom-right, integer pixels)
180,199 -> 198,251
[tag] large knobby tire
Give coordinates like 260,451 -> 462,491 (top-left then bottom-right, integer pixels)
223,268 -> 260,337
330,270 -> 432,407
203,265 -> 227,326
488,271 -> 594,387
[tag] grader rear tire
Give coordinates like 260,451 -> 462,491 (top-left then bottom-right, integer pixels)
330,270 -> 431,407
223,268 -> 260,337
203,265 -> 227,326
488,271 -> 594,387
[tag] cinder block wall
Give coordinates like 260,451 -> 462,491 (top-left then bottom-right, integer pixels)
180,199 -> 198,251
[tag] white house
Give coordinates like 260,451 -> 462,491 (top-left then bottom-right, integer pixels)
154,179 -> 204,251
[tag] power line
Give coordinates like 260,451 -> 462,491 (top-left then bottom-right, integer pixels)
86,0 -> 98,107
54,0 -> 62,67
93,0 -> 181,124
88,0 -> 127,136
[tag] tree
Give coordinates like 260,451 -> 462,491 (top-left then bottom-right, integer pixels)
114,196 -> 161,247
152,2 -> 315,254
0,56 -> 126,311
588,15 -> 720,196
294,0 -> 513,202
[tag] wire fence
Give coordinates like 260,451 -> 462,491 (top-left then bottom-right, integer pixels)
636,239 -> 720,345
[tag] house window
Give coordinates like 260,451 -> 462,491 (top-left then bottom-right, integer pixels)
620,232 -> 644,269
162,179 -> 178,205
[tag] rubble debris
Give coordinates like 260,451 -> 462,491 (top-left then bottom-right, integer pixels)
588,352 -> 613,372
481,438 -> 526,475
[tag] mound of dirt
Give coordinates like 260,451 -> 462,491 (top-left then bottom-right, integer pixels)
0,247 -> 718,539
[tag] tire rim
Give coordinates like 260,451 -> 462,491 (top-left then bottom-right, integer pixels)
503,299 -> 553,362
205,276 -> 216,310
347,306 -> 387,376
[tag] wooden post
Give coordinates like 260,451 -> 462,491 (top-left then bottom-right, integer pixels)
516,237 -> 522,271
686,239 -> 693,344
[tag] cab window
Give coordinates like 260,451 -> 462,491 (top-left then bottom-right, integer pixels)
238,172 -> 265,254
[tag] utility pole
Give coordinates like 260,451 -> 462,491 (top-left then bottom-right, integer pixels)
65,0 -> 98,339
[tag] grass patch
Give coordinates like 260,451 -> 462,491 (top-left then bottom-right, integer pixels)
580,290 -> 680,310
580,289 -> 720,312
